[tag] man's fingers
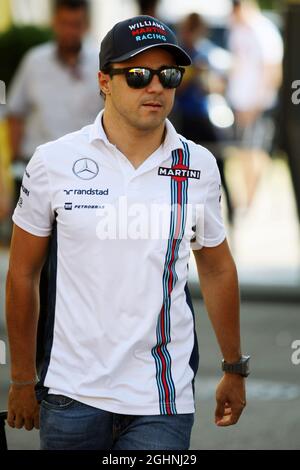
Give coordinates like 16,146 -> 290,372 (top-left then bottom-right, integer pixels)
14,415 -> 24,429
34,411 -> 40,430
24,417 -> 34,431
8,386 -> 40,431
216,415 -> 231,426
216,404 -> 244,427
215,401 -> 225,423
7,410 -> 16,428
227,407 -> 241,425
8,412 -> 39,431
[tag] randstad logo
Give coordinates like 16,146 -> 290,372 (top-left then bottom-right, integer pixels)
64,188 -> 109,196
128,20 -> 167,43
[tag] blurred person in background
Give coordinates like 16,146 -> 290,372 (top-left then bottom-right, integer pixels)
0,121 -> 12,242
7,0 -> 102,205
0,159 -> 10,223
173,13 -> 234,224
227,0 -> 283,210
135,0 -> 160,17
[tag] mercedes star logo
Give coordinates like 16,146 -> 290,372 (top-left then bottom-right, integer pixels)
73,158 -> 99,180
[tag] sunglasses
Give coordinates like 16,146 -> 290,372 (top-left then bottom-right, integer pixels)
108,66 -> 185,89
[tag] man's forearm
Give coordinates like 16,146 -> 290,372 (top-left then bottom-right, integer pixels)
6,270 -> 39,381
199,263 -> 241,363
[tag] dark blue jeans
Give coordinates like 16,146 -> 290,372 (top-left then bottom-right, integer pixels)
40,394 -> 194,450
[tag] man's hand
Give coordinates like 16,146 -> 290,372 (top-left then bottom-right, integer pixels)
215,374 -> 246,426
7,384 -> 40,430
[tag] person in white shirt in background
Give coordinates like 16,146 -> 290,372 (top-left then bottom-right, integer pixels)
7,0 -> 102,205
227,0 -> 283,211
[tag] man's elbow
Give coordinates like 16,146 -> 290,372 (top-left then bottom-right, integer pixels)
200,260 -> 237,280
194,242 -> 238,278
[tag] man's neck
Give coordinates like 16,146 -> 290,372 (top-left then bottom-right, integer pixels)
57,44 -> 82,67
102,111 -> 166,170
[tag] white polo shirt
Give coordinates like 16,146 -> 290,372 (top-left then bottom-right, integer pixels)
13,111 -> 226,415
7,41 -> 102,159
228,15 -> 283,112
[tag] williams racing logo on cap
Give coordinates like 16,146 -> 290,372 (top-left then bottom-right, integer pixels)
158,164 -> 201,182
128,19 -> 167,43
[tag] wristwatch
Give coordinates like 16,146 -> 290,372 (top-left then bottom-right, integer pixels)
222,354 -> 250,377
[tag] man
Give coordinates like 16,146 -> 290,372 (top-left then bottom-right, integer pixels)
7,0 -> 102,204
135,0 -> 160,16
174,12 -> 234,223
227,0 -> 283,209
6,15 -> 249,450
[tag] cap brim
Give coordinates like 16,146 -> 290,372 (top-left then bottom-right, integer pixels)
110,43 -> 192,66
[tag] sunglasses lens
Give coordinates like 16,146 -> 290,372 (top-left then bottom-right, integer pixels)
160,68 -> 183,88
126,68 -> 151,88
123,67 -> 183,89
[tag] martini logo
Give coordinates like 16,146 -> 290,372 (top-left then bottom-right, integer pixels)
129,20 -> 167,43
158,165 -> 201,182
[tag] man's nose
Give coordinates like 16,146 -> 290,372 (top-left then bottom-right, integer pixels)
145,73 -> 164,92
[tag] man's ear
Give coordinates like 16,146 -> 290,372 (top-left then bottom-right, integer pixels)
98,71 -> 111,97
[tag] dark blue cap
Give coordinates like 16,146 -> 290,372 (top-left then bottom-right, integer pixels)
99,15 -> 192,70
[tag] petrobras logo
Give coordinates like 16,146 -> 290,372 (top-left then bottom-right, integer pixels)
64,202 -> 73,210
74,204 -> 105,210
63,188 -> 109,196
64,202 -> 105,210
128,19 -> 167,43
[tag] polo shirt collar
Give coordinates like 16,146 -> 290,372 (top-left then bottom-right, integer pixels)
88,110 -> 111,146
88,110 -> 184,159
163,118 -> 184,155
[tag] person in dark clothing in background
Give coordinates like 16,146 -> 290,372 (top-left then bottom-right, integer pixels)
135,0 -> 160,17
173,13 -> 234,224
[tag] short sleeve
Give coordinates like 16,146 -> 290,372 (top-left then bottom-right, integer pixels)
257,21 -> 283,65
194,159 -> 226,248
7,52 -> 31,116
12,150 -> 54,236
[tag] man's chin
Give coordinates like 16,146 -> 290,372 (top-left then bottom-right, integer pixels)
134,114 -> 167,131
58,42 -> 82,54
